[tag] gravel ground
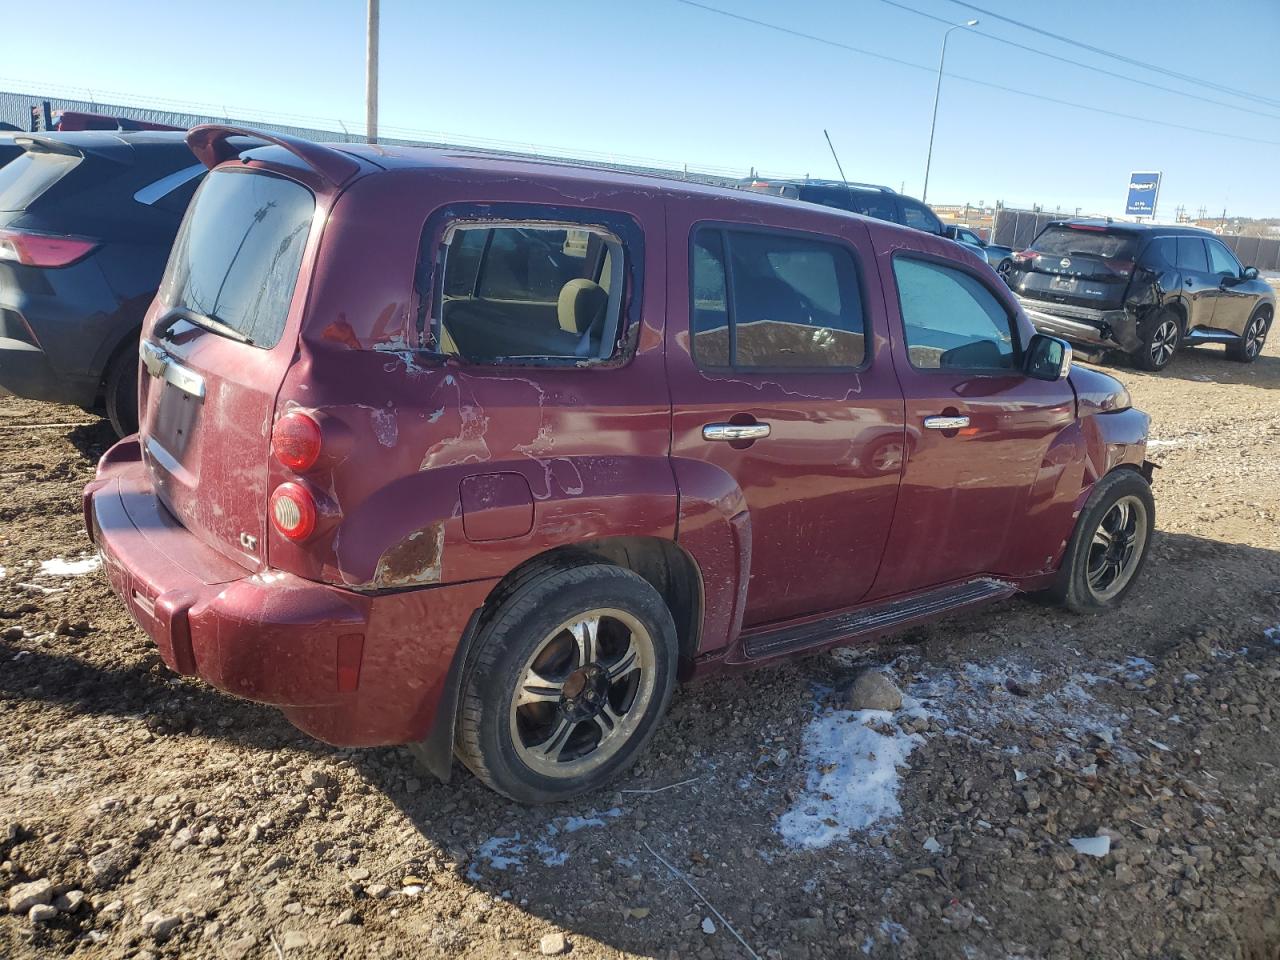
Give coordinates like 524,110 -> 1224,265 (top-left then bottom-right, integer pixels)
1,334 -> 1279,960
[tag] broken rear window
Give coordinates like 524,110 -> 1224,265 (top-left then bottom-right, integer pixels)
433,221 -> 627,364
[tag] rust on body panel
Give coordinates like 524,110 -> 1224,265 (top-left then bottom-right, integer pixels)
372,522 -> 445,587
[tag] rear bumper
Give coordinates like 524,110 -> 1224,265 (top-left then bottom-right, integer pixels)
83,437 -> 493,748
1016,298 -> 1141,354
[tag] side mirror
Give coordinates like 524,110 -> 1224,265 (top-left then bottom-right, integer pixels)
1243,266 -> 1259,281
943,226 -> 958,239
1025,333 -> 1072,381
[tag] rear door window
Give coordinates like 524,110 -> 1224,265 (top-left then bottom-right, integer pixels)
0,151 -> 81,211
160,169 -> 315,348
1176,237 -> 1209,273
690,227 -> 866,369
894,257 -> 1018,371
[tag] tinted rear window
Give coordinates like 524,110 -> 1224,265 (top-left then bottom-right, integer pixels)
0,151 -> 81,212
160,169 -> 314,349
1031,226 -> 1139,261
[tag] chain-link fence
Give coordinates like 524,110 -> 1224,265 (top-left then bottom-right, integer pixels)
992,208 -> 1280,272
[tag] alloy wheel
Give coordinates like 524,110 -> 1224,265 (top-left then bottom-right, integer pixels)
1086,495 -> 1149,602
1246,315 -> 1268,358
1149,319 -> 1178,367
509,609 -> 657,779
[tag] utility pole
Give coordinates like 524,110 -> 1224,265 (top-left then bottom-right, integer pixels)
366,0 -> 380,144
922,17 -> 978,204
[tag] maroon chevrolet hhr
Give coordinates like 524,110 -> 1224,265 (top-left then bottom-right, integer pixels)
84,127 -> 1156,803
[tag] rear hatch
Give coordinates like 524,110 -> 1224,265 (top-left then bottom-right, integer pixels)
1011,224 -> 1141,310
138,165 -> 317,570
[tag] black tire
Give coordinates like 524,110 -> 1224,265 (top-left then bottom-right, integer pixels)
103,348 -> 139,437
996,259 -> 1013,285
455,563 -> 677,803
1045,470 -> 1155,614
1225,306 -> 1271,363
1133,309 -> 1180,372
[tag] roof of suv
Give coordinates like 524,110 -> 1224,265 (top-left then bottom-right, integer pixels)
740,177 -> 897,194
1045,218 -> 1212,237
285,141 -> 902,219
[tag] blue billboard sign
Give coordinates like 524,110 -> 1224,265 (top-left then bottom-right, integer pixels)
1125,172 -> 1161,217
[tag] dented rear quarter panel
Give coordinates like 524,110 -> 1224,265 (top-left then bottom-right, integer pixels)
268,166 -> 678,591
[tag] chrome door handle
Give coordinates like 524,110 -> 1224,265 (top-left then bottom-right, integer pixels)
923,415 -> 969,430
703,422 -> 770,442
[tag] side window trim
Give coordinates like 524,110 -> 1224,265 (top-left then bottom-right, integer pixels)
890,249 -> 1023,375
688,220 -> 870,373
720,228 -> 739,365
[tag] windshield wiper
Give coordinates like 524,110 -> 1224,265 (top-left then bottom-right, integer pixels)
154,307 -> 256,346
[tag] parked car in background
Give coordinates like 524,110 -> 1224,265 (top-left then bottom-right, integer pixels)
945,224 -> 1015,280
1007,220 -> 1274,371
86,128 -> 1155,803
0,131 -> 255,434
741,178 -> 948,236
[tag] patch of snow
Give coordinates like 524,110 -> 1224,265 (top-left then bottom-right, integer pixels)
559,808 -> 622,833
777,706 -> 926,849
1113,656 -> 1155,682
468,808 -> 623,876
39,556 -> 101,577
1069,835 -> 1111,857
1265,626 -> 1280,646
1183,672 -> 1201,683
916,662 -> 1128,754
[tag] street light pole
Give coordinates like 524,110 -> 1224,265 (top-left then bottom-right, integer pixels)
921,17 -> 977,204
366,0 -> 380,144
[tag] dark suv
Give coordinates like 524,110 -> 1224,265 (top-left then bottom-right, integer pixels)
85,127 -> 1155,803
0,131 -> 254,434
742,178 -> 947,236
1008,220 -> 1274,371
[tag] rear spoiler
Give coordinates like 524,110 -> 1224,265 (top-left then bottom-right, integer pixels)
9,134 -> 133,164
187,125 -> 360,187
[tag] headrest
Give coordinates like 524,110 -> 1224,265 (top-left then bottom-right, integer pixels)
557,278 -> 608,334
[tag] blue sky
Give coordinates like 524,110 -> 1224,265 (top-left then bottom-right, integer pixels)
4,0 -> 1279,216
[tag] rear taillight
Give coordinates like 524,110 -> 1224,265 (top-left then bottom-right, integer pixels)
1103,259 -> 1135,275
1013,249 -> 1039,263
272,411 -> 323,471
270,482 -> 317,541
0,228 -> 98,268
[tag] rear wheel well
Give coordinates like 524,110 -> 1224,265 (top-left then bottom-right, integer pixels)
1163,300 -> 1188,333
478,538 -> 703,664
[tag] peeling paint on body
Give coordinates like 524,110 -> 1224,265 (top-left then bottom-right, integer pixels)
372,523 -> 446,587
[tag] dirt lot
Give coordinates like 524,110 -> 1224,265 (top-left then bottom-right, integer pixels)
2,336 -> 1279,960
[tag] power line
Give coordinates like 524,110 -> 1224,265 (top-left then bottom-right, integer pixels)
876,0 -> 1280,122
941,0 -> 1280,110
672,0 -> 1280,147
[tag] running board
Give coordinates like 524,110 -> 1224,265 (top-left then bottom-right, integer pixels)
741,578 -> 1015,661
1183,328 -> 1239,344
